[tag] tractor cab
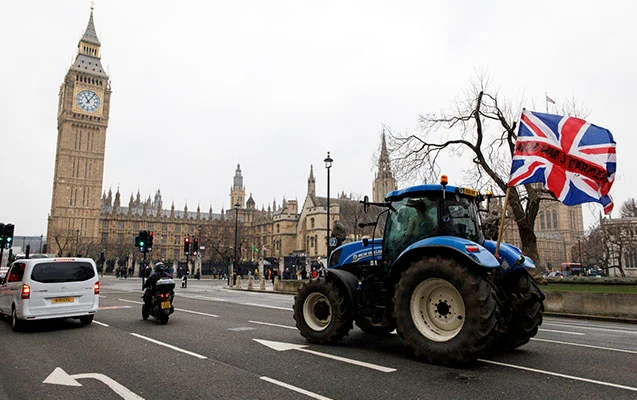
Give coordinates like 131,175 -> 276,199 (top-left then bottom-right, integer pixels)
382,182 -> 484,266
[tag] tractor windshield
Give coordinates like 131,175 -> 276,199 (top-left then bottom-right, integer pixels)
383,193 -> 483,264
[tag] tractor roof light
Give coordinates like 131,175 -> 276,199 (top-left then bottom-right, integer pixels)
440,175 -> 448,186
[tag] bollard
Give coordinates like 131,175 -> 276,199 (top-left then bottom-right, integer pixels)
247,276 -> 254,290
236,276 -> 242,289
273,276 -> 280,291
259,278 -> 266,291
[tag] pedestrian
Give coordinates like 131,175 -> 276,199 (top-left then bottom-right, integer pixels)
301,268 -> 307,280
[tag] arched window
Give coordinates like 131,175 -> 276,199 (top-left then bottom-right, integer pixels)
540,212 -> 545,230
552,210 -> 558,229
276,224 -> 280,233
310,218 -> 315,229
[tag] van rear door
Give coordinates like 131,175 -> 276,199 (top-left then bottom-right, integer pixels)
26,261 -> 98,316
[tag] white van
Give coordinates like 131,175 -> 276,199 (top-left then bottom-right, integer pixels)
0,257 -> 99,331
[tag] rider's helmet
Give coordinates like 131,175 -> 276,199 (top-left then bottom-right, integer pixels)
154,262 -> 166,272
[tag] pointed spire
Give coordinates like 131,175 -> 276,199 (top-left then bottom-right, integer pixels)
81,8 -> 101,46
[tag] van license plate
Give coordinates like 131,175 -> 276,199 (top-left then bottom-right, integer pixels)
52,297 -> 75,303
161,301 -> 171,309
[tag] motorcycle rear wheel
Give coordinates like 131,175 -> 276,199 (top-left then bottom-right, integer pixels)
142,304 -> 149,320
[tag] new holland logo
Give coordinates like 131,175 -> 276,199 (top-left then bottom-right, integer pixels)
351,249 -> 383,262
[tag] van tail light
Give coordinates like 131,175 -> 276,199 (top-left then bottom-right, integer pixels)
94,281 -> 100,295
21,284 -> 31,299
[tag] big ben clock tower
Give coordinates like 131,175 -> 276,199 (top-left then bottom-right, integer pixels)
47,7 -> 111,255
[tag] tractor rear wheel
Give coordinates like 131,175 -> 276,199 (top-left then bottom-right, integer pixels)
497,269 -> 545,350
294,279 -> 353,344
393,257 -> 499,365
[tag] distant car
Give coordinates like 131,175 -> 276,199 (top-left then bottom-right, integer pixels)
547,271 -> 564,278
0,257 -> 99,331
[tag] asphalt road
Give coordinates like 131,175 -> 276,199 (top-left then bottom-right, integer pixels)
0,277 -> 635,400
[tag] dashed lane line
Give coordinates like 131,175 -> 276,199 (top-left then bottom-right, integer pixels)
479,359 -> 637,392
93,321 -> 109,327
531,338 -> 637,354
538,328 -> 585,336
249,320 -> 297,330
130,333 -> 207,359
242,303 -> 291,311
260,376 -> 333,400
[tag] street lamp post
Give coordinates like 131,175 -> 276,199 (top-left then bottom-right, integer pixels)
233,202 -> 240,286
39,234 -> 43,254
324,151 -> 333,257
75,229 -> 80,257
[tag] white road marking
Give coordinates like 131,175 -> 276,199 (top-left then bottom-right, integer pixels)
479,359 -> 637,392
117,298 -> 218,317
544,319 -> 637,331
538,328 -> 585,336
176,308 -> 219,318
99,306 -> 132,310
44,367 -> 144,400
118,299 -> 143,305
255,339 -> 396,373
242,302 -> 291,311
531,338 -> 637,354
249,320 -> 297,330
543,322 -> 637,335
261,376 -> 333,400
130,333 -> 207,359
93,321 -> 109,327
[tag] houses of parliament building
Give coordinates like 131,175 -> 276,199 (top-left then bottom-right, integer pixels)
46,9 -> 583,271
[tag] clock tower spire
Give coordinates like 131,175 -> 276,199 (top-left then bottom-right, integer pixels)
47,7 -> 112,256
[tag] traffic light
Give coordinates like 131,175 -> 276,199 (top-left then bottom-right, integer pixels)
135,235 -> 142,248
3,224 -> 14,249
146,231 -> 154,252
193,238 -> 199,256
137,230 -> 148,252
184,237 -> 190,255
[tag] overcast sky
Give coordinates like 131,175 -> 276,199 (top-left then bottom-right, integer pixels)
1,0 -> 635,236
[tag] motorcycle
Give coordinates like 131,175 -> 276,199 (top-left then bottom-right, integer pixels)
142,278 -> 175,325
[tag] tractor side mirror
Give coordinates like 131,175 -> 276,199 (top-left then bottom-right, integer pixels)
360,195 -> 370,213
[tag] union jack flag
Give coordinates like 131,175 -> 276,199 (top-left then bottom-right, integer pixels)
508,110 -> 616,214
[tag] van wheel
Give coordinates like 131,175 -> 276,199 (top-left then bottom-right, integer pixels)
80,315 -> 94,325
12,306 -> 24,332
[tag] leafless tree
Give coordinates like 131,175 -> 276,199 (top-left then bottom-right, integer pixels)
389,74 -> 588,264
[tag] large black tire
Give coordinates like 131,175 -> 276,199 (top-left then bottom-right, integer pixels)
497,269 -> 545,350
293,279 -> 353,344
80,315 -> 94,325
158,315 -> 169,325
355,316 -> 396,336
393,257 -> 499,365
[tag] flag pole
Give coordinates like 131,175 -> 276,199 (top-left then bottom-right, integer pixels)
494,186 -> 512,258
545,91 -> 548,113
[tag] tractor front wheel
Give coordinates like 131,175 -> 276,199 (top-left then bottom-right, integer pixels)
394,257 -> 499,365
497,269 -> 545,350
293,279 -> 353,344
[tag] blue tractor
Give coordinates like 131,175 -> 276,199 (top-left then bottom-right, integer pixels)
293,178 -> 544,365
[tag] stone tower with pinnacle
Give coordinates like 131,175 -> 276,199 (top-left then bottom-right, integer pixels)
230,164 -> 245,208
372,129 -> 397,203
47,6 -> 112,255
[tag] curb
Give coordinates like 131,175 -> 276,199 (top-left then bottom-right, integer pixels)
543,312 -> 637,325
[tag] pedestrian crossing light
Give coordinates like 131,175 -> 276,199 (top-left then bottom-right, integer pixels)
146,231 -> 154,251
193,238 -> 199,256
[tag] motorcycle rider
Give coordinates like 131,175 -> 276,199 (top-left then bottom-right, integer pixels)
143,262 -> 173,307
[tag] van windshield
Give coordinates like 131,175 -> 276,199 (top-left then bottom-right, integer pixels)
30,262 -> 95,283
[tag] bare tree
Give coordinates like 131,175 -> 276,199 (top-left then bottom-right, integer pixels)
620,198 -> 637,218
389,74 -> 587,264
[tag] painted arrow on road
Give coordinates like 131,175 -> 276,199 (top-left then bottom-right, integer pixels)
43,367 -> 144,400
254,339 -> 396,373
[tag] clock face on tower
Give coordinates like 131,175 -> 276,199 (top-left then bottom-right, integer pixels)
76,90 -> 101,112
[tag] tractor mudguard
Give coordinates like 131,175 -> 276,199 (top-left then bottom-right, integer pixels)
395,236 -> 501,269
482,240 -> 536,270
325,269 -> 359,314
